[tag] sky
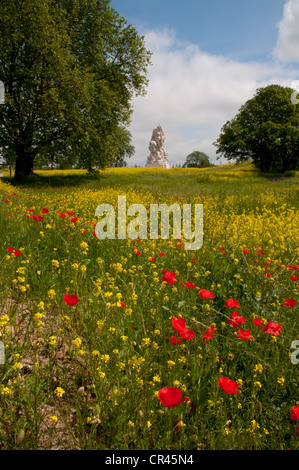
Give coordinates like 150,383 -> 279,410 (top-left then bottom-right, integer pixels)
110,0 -> 299,167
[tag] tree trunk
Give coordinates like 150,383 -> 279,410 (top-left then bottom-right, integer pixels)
259,147 -> 272,173
14,146 -> 35,182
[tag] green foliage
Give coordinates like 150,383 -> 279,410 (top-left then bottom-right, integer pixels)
0,0 -> 151,181
214,85 -> 299,173
183,151 -> 214,168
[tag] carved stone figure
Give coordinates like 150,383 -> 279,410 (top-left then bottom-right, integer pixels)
145,125 -> 170,168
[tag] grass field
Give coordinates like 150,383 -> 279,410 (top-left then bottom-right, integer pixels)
0,163 -> 298,450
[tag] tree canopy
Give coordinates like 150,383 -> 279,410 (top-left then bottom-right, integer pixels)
0,0 -> 152,181
183,151 -> 213,168
213,84 -> 299,173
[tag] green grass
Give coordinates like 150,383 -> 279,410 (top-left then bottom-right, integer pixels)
0,163 -> 298,450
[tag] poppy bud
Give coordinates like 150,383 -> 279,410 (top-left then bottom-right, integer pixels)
16,429 -> 25,444
255,401 -> 262,415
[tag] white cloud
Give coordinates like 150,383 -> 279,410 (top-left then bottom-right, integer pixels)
128,26 -> 299,167
274,0 -> 299,62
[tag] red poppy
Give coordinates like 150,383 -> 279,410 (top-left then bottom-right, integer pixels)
190,257 -> 197,264
41,208 -> 49,214
172,317 -> 195,340
7,247 -> 14,252
225,299 -> 240,308
228,311 -> 246,327
242,249 -> 250,254
159,252 -> 164,257
286,265 -> 299,271
201,325 -> 217,343
158,387 -> 190,407
66,211 -> 73,216
135,250 -> 141,255
290,406 -> 299,420
198,289 -> 215,299
182,281 -> 196,289
282,299 -> 296,307
291,276 -> 299,281
117,302 -> 125,308
63,294 -> 80,306
253,317 -> 263,327
71,217 -> 78,223
236,329 -> 253,341
13,250 -> 22,256
179,328 -> 195,340
220,246 -> 225,251
32,215 -> 43,221
4,199 -> 10,203
60,213 -> 66,218
168,335 -> 182,345
262,321 -> 282,336
149,257 -> 155,262
93,231 -> 98,237
218,376 -> 240,394
172,317 -> 186,332
162,269 -> 177,284
27,208 -> 35,212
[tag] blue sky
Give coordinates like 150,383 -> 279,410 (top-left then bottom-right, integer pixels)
111,0 -> 285,62
110,0 -> 299,166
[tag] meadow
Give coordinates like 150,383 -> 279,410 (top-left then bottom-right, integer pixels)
0,163 -> 298,450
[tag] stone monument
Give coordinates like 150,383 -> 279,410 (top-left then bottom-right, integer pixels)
145,125 -> 170,168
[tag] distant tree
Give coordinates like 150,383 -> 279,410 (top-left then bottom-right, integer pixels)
213,84 -> 299,173
0,0 -> 151,181
183,151 -> 213,168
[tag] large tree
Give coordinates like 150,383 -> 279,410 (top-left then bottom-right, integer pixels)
213,85 -> 299,173
0,0 -> 151,181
